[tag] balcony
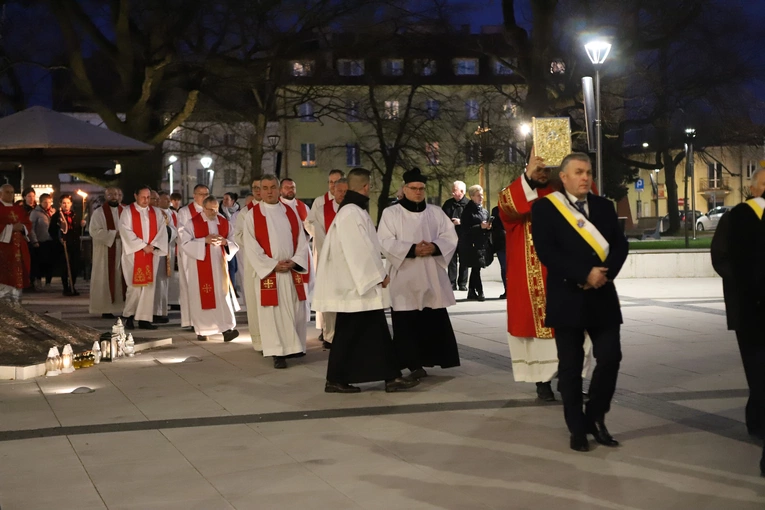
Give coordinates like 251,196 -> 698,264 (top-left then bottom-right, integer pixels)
699,178 -> 731,192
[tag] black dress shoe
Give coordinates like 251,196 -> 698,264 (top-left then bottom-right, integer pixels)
499,293 -> 507,299
125,317 -> 135,330
286,352 -> 306,359
318,332 -> 324,343
325,381 -> 361,393
466,292 -> 478,301
138,320 -> 157,330
322,340 -> 332,350
476,293 -> 486,302
196,335 -> 208,341
169,304 -> 181,311
536,381 -> 556,402
588,420 -> 620,447
152,315 -> 170,324
410,368 -> 428,380
222,329 -> 239,342
452,283 -> 458,291
385,377 -> 420,392
273,356 -> 287,369
101,313 -> 115,319
458,285 -> 468,291
570,434 -> 589,452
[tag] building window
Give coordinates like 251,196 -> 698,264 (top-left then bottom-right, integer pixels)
503,100 -> 518,119
465,99 -> 479,121
453,58 -> 479,75
494,58 -> 514,75
746,160 -> 757,178
223,134 -> 237,146
337,59 -> 364,76
198,133 -> 210,148
196,167 -> 206,185
224,168 -> 237,186
298,102 -> 315,122
346,143 -> 360,166
415,59 -> 437,76
346,100 -> 359,122
425,99 -> 440,120
505,144 -> 520,164
426,142 -> 440,166
301,143 -> 316,167
291,60 -> 314,77
384,100 -> 399,120
465,141 -> 479,165
382,59 -> 404,76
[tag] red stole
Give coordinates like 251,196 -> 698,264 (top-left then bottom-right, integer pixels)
102,205 -> 125,303
323,193 -> 337,233
191,213 -> 230,310
252,203 -> 307,306
187,202 -> 201,218
0,203 -> 31,289
130,204 -> 158,286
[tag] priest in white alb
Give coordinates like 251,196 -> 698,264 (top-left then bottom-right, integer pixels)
181,196 -> 240,342
314,168 -> 419,393
153,191 -> 178,324
119,186 -> 168,330
378,168 -> 461,379
243,174 -> 309,369
306,169 -> 346,349
176,184 -> 209,329
88,187 -> 126,318
234,177 -> 263,351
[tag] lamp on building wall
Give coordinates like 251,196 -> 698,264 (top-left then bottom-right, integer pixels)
168,155 -> 178,194
266,135 -> 281,175
584,39 -> 612,196
200,156 -> 214,193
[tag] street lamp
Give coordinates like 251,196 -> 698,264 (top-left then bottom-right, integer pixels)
200,156 -> 213,193
519,123 -> 531,137
584,39 -> 612,196
266,134 -> 280,176
685,128 -> 697,242
167,155 -> 177,194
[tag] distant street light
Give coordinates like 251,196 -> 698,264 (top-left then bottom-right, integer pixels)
585,39 -> 612,196
519,123 -> 531,137
642,142 -> 649,148
200,156 -> 214,192
167,155 -> 178,194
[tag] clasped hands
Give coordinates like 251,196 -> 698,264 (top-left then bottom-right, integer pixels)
414,241 -> 436,257
204,234 -> 228,246
274,260 -> 296,273
581,267 -> 609,290
11,222 -> 24,232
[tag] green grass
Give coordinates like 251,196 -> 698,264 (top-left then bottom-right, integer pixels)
628,237 -> 712,250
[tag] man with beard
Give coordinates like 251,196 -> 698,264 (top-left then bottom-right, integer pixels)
379,168 -> 460,379
279,178 -> 310,225
88,187 -> 126,317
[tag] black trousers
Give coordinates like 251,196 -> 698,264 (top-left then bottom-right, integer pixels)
468,266 -> 483,294
735,329 -> 765,436
391,308 -> 461,372
555,325 -> 622,436
448,251 -> 468,287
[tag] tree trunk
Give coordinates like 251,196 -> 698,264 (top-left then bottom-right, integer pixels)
376,162 -> 395,224
118,145 -> 164,203
249,112 -> 268,183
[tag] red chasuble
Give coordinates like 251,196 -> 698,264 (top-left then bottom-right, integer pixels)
130,204 -> 158,286
191,213 -> 230,310
252,203 -> 307,306
498,177 -> 554,339
323,192 -> 337,233
102,205 -> 125,303
0,203 -> 31,289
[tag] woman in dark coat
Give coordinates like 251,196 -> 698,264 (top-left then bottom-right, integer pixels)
458,184 -> 492,301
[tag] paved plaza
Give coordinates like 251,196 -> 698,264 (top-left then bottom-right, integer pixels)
0,277 -> 763,509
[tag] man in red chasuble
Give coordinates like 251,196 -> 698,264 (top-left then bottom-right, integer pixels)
0,184 -> 31,301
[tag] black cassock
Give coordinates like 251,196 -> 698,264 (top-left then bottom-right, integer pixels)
391,307 -> 461,372
326,310 -> 401,384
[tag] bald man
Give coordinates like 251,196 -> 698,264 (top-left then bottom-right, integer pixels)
89,187 -> 127,317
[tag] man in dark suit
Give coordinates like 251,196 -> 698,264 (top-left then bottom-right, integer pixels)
711,168 -> 765,476
531,152 -> 629,452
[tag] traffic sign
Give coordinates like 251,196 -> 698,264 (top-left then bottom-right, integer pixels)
635,178 -> 645,191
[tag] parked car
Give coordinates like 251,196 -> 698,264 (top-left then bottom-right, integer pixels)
660,210 -> 703,234
695,206 -> 731,231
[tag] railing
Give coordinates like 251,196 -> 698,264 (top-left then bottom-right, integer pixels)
699,178 -> 731,191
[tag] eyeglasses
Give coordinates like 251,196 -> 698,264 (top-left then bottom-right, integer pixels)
407,186 -> 426,192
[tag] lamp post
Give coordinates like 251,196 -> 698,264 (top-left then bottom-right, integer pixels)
475,109 -> 493,211
200,156 -> 213,193
168,155 -> 177,194
585,40 -> 612,196
685,128 -> 697,241
267,134 -> 280,176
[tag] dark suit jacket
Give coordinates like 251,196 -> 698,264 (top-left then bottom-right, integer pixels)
531,192 -> 629,329
715,203 -> 765,332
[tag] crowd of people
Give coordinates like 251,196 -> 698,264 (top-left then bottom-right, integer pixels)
1,150 -> 763,474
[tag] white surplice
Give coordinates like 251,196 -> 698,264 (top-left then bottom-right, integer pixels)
180,214 -> 240,336
313,203 -> 390,313
243,202 -> 309,357
119,204 -> 168,322
234,201 -> 262,351
176,202 -> 203,327
88,205 -> 126,315
306,192 -> 340,340
280,197 -> 314,320
153,208 -> 178,317
378,203 -> 457,311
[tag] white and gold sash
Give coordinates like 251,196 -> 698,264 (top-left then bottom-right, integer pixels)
546,192 -> 610,262
745,197 -> 765,219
